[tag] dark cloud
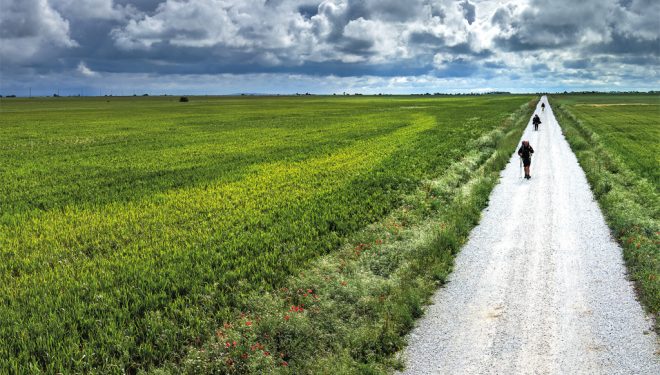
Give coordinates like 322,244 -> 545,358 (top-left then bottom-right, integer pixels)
563,59 -> 590,69
587,32 -> 660,55
531,63 -> 549,72
1,1 -> 44,38
434,59 -> 480,77
491,6 -> 512,28
460,0 -> 476,25
408,32 -> 445,46
494,0 -> 659,54
298,4 -> 318,18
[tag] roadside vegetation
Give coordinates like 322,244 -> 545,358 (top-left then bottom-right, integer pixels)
0,95 -> 533,373
550,94 -> 659,329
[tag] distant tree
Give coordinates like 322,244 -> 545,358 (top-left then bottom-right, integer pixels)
179,96 -> 189,102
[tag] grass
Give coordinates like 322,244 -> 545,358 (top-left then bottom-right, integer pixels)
0,95 -> 534,373
550,93 -> 659,328
552,94 -> 659,186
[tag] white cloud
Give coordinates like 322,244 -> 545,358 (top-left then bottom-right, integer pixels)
50,0 -> 137,21
77,61 -> 99,76
0,0 -> 77,63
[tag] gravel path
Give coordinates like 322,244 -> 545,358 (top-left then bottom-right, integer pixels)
399,97 -> 659,374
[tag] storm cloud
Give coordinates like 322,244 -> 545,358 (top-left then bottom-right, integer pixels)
1,0 -> 658,94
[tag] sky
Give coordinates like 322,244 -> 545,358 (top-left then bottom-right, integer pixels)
1,0 -> 659,96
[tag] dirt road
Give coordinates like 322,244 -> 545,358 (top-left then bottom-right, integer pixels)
399,97 -> 659,374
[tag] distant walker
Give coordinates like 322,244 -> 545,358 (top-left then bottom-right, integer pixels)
533,114 -> 541,131
518,140 -> 534,179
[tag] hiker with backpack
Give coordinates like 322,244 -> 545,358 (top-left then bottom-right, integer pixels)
541,102 -> 545,112
518,141 -> 534,179
532,114 -> 541,131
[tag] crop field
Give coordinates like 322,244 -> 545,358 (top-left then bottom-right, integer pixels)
0,95 -> 532,372
550,93 -> 659,328
552,94 -> 659,185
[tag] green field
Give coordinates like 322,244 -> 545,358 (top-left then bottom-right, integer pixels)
550,93 -> 659,327
0,95 -> 533,372
552,94 -> 659,186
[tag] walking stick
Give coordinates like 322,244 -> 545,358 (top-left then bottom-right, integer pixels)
519,157 -> 522,179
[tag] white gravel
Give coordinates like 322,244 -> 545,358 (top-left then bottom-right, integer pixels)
399,97 -> 659,374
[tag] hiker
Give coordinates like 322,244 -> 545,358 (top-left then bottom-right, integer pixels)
541,102 -> 545,112
532,114 -> 541,131
518,141 -> 534,179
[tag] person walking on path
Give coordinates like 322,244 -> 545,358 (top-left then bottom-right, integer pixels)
518,140 -> 534,179
533,114 -> 541,131
541,102 -> 545,112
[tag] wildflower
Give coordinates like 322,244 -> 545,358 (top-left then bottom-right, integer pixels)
281,361 -> 289,367
225,342 -> 231,348
290,305 -> 304,313
284,314 -> 290,321
233,341 -> 237,347
307,289 -> 313,294
264,351 -> 271,356
245,321 -> 252,326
